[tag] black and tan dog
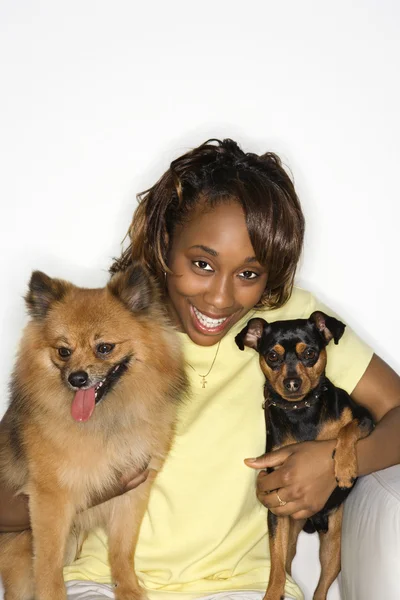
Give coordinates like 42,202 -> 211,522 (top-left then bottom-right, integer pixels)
236,311 -> 374,600
0,263 -> 187,600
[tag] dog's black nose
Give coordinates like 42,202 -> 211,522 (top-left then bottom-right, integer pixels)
68,371 -> 89,388
283,377 -> 302,392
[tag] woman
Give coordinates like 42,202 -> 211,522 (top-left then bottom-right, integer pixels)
1,139 -> 400,600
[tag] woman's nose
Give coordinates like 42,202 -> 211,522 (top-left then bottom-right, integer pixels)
203,275 -> 235,310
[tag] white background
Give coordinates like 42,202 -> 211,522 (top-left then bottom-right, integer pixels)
0,2 -> 399,597
1,0 -> 399,404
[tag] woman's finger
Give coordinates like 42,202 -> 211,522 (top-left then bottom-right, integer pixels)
123,468 -> 150,491
258,486 -> 289,507
258,484 -> 323,519
290,509 -> 315,520
258,488 -> 309,517
244,446 -> 294,470
267,503 -> 300,517
256,468 -> 288,494
257,473 -> 303,502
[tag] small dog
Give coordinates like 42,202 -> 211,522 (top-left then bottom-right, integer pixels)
236,311 -> 374,600
0,263 -> 188,600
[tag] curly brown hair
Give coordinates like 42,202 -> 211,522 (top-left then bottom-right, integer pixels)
110,139 -> 305,309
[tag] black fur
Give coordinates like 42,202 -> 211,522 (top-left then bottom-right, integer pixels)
265,378 -> 373,532
236,313 -> 374,534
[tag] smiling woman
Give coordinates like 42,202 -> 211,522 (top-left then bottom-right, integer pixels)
3,139 -> 400,600
113,139 -> 305,348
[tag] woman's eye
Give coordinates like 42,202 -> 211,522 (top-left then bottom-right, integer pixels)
97,343 -> 115,355
239,270 -> 258,280
193,260 -> 213,271
267,351 -> 279,362
58,347 -> 72,359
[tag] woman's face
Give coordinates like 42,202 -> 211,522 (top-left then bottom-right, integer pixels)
166,201 -> 268,346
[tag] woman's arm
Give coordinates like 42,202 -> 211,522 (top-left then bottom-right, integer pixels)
0,485 -> 30,532
352,354 -> 400,475
0,468 -> 150,533
245,354 -> 400,519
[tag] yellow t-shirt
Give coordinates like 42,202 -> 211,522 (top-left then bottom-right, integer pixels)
63,288 -> 373,600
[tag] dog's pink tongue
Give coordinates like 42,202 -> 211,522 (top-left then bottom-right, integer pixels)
71,387 -> 96,422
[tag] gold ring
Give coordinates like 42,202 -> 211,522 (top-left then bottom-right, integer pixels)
276,491 -> 287,507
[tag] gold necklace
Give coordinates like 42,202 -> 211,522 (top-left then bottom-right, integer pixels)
187,340 -> 221,388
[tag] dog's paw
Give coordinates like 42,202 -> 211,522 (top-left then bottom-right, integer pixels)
263,590 -> 285,600
333,445 -> 357,489
334,459 -> 357,489
114,583 -> 148,600
335,473 -> 357,490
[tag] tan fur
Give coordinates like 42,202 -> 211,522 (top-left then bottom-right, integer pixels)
295,342 -> 307,354
0,266 -> 188,600
285,518 -> 306,577
317,407 -> 353,441
333,419 -> 369,488
314,506 -> 343,600
295,347 -> 327,396
272,344 -> 285,356
265,516 -> 290,600
260,357 -> 282,391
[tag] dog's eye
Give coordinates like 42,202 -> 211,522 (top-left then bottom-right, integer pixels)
58,347 -> 72,359
304,348 -> 316,360
97,343 -> 115,355
267,350 -> 279,362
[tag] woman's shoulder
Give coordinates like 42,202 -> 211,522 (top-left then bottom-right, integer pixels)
256,287 -> 374,394
258,286 -> 317,321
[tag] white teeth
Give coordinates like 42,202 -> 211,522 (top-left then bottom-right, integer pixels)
193,306 -> 228,328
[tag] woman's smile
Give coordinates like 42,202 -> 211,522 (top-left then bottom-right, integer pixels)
190,304 -> 234,334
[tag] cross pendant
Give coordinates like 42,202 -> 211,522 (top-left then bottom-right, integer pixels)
201,377 -> 207,388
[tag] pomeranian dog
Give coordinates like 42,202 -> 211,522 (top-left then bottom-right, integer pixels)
0,263 -> 188,600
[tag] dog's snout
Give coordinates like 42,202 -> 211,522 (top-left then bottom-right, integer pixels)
283,377 -> 302,392
68,371 -> 89,388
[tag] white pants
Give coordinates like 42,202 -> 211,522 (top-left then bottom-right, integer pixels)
65,582 -> 295,600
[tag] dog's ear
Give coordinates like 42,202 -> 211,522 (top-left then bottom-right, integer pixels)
309,311 -> 346,345
235,318 -> 269,351
25,271 -> 68,319
108,262 -> 157,313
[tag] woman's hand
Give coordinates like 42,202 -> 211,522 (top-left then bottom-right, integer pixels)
119,467 -> 150,493
0,486 -> 30,532
245,439 -> 337,520
88,465 -> 151,507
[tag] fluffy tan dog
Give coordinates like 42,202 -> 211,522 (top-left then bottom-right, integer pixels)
0,263 -> 187,600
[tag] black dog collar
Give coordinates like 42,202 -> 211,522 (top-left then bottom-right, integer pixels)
263,383 -> 329,411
